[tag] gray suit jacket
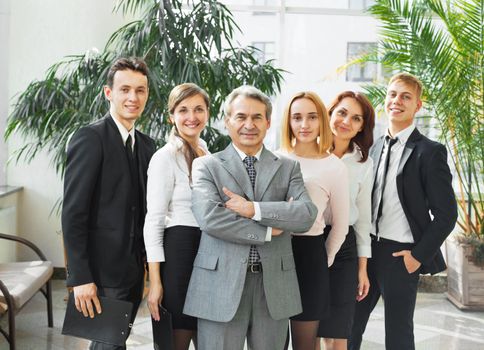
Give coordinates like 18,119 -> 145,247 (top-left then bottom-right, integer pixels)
183,144 -> 317,322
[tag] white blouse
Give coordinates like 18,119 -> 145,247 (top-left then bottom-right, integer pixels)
324,146 -> 373,257
143,135 -> 209,262
278,151 -> 350,266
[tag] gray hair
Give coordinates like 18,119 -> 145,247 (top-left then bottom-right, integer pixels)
223,85 -> 272,121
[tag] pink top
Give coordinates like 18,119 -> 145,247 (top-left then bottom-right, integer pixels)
278,152 -> 349,266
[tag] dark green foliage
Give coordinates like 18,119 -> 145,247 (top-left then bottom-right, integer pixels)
6,0 -> 284,175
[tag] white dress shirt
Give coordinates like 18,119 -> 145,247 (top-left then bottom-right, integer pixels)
372,124 -> 415,243
143,134 -> 209,262
111,115 -> 135,149
324,146 -> 373,257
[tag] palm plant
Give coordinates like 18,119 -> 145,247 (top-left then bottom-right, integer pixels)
356,0 -> 483,251
5,0 -> 284,175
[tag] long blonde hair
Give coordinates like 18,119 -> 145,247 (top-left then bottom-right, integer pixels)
280,91 -> 332,154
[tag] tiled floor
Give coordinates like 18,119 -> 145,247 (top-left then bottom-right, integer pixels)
1,280 -> 484,349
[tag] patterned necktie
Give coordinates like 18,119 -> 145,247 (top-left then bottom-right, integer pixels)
243,156 -> 257,188
243,156 -> 260,264
374,136 -> 398,235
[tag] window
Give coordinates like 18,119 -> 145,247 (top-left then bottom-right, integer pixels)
252,41 -> 276,64
253,0 -> 279,5
252,0 -> 278,15
348,0 -> 376,10
346,42 -> 377,82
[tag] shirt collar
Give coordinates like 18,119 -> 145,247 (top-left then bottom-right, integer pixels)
232,143 -> 263,161
111,115 -> 136,148
341,143 -> 362,160
385,124 -> 415,145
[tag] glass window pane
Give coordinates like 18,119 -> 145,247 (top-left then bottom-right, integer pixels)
346,42 -> 377,82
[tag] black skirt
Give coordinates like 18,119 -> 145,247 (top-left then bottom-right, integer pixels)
290,234 -> 330,321
318,226 -> 358,339
160,225 -> 201,330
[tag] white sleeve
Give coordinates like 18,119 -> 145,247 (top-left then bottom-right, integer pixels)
354,159 -> 373,257
143,147 -> 175,262
325,163 -> 350,267
252,202 -> 273,241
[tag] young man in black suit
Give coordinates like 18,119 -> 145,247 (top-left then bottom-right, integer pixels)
349,73 -> 457,350
62,57 -> 156,349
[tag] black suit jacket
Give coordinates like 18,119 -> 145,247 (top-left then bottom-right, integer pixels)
371,128 -> 457,275
62,115 -> 156,287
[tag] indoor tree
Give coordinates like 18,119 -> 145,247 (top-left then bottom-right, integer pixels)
5,0 -> 284,175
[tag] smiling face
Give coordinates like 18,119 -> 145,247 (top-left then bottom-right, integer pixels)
104,69 -> 148,130
330,97 -> 364,142
224,95 -> 270,155
289,98 -> 320,145
385,79 -> 422,132
170,94 -> 208,143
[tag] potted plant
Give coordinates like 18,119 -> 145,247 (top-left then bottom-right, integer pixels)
5,0 -> 285,176
352,0 -> 483,309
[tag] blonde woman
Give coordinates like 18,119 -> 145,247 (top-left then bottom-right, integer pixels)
279,91 -> 349,350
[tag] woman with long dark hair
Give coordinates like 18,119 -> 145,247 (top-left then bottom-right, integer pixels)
317,91 -> 375,350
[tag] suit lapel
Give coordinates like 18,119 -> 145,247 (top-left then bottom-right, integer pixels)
255,147 -> 282,200
135,131 -> 147,197
106,114 -> 129,159
396,128 -> 421,200
397,128 -> 421,176
219,144 -> 255,200
371,136 -> 385,181
370,136 -> 385,203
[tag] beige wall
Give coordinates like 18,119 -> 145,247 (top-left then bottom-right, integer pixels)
5,0 -> 132,265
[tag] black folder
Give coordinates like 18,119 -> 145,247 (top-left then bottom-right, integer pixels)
62,293 -> 133,346
152,305 -> 174,350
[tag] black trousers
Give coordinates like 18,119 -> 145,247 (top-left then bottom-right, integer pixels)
349,238 -> 420,350
90,250 -> 144,350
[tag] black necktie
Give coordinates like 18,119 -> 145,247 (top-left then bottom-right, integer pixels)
125,134 -> 136,183
243,156 -> 260,264
374,136 -> 398,235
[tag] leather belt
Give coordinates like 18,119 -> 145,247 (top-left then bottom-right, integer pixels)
247,262 -> 262,273
370,234 -> 411,246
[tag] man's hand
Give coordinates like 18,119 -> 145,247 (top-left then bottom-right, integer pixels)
73,282 -> 102,318
393,250 -> 421,274
223,187 -> 255,218
147,281 -> 164,321
272,228 -> 283,236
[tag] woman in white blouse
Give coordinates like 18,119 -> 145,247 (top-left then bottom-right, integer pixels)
143,83 -> 209,350
317,91 -> 375,350
279,91 -> 349,350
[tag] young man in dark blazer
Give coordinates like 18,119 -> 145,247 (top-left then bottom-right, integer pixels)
349,73 -> 457,350
62,57 -> 156,350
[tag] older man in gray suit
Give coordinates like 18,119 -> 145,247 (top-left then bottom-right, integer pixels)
183,85 -> 318,350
